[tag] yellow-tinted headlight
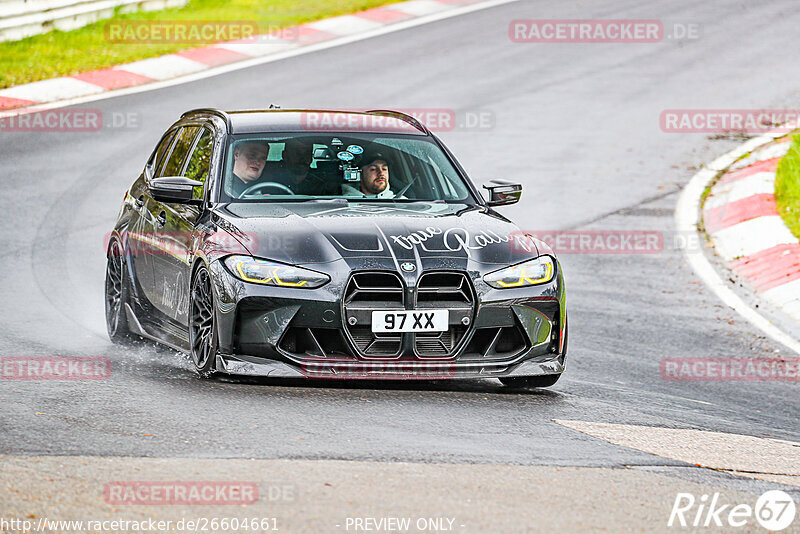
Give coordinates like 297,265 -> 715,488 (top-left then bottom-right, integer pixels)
484,256 -> 555,289
223,256 -> 329,288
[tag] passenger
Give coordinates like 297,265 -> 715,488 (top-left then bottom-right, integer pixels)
229,140 -> 268,197
342,152 -> 395,198
272,139 -> 338,195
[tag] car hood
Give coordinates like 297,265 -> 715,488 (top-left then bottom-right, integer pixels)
211,201 -> 540,267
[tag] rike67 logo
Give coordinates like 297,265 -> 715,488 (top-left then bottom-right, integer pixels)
669,490 -> 796,531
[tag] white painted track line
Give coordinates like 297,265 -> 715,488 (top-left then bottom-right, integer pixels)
0,0 -> 522,118
675,131 -> 800,356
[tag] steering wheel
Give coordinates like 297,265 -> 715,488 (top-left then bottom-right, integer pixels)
238,181 -> 295,198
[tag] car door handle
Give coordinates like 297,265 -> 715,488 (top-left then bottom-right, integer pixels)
157,211 -> 167,227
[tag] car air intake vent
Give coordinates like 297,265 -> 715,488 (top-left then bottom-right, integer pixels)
345,272 -> 404,305
343,272 -> 404,358
414,272 -> 474,358
278,327 -> 355,360
415,326 -> 468,357
417,272 -> 473,307
349,327 -> 403,356
460,323 -> 529,361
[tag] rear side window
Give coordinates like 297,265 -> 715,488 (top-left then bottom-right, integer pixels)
184,128 -> 214,199
160,126 -> 200,178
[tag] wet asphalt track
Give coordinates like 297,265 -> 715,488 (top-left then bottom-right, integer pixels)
1,0 -> 799,491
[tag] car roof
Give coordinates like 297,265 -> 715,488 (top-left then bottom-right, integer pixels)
181,108 -> 429,136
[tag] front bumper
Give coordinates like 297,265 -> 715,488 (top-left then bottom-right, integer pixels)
209,257 -> 567,380
216,351 -> 565,379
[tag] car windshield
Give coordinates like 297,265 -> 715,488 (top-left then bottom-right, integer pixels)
219,133 -> 476,203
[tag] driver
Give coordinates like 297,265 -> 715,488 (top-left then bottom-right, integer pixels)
341,152 -> 395,198
229,140 -> 269,197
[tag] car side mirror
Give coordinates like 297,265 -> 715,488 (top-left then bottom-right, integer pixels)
482,180 -> 522,206
150,176 -> 203,204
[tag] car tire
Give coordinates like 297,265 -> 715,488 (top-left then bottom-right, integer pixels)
105,237 -> 133,344
189,265 -> 218,378
500,315 -> 568,389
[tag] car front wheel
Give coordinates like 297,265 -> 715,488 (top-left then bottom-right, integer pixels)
105,237 -> 132,344
189,265 -> 218,378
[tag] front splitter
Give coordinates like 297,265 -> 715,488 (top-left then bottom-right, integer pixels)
215,353 -> 564,380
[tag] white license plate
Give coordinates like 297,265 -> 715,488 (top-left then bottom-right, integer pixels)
371,310 -> 449,333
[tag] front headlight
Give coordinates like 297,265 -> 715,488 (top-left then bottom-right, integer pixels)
483,256 -> 555,289
223,256 -> 330,288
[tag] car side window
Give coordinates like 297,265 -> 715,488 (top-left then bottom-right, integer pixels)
160,126 -> 200,178
150,129 -> 178,178
183,127 -> 214,200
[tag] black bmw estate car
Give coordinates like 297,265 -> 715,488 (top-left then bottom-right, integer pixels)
105,108 -> 567,387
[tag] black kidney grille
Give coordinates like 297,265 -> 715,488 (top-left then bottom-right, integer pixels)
345,272 -> 403,305
414,272 -> 474,358
343,272 -> 404,358
416,272 -> 473,306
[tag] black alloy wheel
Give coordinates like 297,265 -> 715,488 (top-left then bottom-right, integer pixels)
189,265 -> 218,377
105,237 -> 132,343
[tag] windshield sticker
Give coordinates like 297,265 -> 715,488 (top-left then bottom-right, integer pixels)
346,145 -> 364,154
344,167 -> 361,182
337,151 -> 355,161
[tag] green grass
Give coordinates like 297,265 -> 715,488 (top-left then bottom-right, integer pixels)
0,0 -> 398,89
775,133 -> 800,239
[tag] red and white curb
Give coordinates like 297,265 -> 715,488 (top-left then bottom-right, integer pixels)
704,135 -> 800,318
0,0 -> 493,113
676,124 -> 800,355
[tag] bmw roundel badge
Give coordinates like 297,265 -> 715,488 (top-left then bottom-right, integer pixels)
400,262 -> 416,272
